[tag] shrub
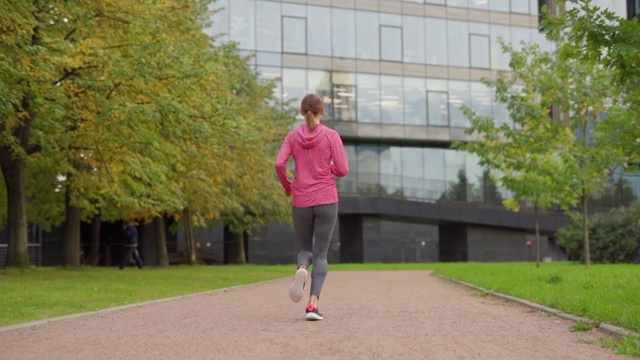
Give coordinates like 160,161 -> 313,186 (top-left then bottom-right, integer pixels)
557,202 -> 640,263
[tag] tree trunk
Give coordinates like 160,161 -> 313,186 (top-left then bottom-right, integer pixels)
534,203 -> 540,269
582,189 -> 591,267
236,230 -> 247,264
183,208 -> 196,265
90,213 -> 101,266
0,151 -> 29,268
64,189 -> 82,268
155,216 -> 169,267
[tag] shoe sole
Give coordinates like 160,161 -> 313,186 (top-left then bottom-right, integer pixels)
289,268 -> 307,303
305,312 -> 323,321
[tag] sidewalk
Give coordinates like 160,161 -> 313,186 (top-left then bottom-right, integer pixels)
0,271 -> 626,359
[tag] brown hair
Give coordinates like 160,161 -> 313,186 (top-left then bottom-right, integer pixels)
300,94 -> 324,132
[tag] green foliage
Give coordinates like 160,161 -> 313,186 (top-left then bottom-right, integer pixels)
0,0 -> 295,266
545,0 -> 640,174
569,320 -> 598,332
601,335 -> 640,357
557,203 -> 640,263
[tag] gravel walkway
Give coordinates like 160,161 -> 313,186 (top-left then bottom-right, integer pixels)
0,271 -> 626,359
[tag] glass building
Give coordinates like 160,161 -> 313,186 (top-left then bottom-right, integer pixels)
203,0 -> 640,264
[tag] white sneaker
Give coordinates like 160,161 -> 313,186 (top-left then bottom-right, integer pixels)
289,267 -> 307,303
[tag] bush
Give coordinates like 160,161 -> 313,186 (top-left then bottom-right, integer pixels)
557,202 -> 640,263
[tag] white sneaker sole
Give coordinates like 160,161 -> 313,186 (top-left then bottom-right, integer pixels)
289,268 -> 307,303
305,312 -> 323,321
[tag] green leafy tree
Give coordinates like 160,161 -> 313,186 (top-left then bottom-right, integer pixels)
545,0 -> 640,169
459,35 -> 626,267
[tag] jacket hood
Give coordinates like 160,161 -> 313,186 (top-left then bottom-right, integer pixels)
293,124 -> 328,149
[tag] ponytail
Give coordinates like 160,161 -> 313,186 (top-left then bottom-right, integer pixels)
300,93 -> 324,132
305,110 -> 316,132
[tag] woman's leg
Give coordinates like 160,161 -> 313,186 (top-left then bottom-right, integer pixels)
309,203 -> 338,302
292,206 -> 314,267
290,206 -> 314,302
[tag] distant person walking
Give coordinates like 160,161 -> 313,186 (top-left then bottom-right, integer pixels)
119,221 -> 144,269
635,219 -> 640,264
275,93 -> 349,321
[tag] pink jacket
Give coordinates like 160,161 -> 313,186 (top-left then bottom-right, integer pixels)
275,124 -> 349,208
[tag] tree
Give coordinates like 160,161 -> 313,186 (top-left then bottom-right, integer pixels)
1,1 -> 294,268
459,35 -> 627,267
545,0 -> 640,169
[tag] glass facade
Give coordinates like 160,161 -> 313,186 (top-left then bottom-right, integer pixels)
209,0 -> 640,210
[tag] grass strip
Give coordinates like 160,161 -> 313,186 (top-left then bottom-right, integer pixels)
0,265 -> 291,327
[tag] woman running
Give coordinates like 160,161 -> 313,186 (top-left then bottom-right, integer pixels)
275,93 -> 349,320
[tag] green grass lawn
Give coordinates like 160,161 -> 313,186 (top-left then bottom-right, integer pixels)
0,265 -> 291,327
1,262 -> 639,333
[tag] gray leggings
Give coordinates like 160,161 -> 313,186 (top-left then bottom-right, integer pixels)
292,202 -> 338,299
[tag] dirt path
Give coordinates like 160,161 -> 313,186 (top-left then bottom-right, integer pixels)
0,271 -> 625,359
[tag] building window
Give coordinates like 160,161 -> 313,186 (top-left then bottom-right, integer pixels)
448,20 -> 469,68
511,0 -> 529,14
307,6 -> 331,56
282,16 -> 306,54
380,25 -> 402,62
256,1 -> 281,52
332,8 -> 356,58
329,84 -> 357,122
628,0 -> 640,20
469,34 -> 490,69
357,11 -> 380,60
427,91 -> 449,126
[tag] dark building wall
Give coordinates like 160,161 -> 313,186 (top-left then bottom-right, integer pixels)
466,226 -> 526,262
465,226 -> 568,262
340,215 -> 363,263
439,225 -> 468,262
362,216 -> 439,263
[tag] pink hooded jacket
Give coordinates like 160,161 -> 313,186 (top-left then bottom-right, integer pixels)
275,124 -> 349,208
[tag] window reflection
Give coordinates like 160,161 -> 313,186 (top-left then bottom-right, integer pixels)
329,84 -> 357,122
489,0 -> 510,12
424,148 -> 446,200
443,151 -> 467,202
427,91 -> 449,126
470,34 -> 490,68
470,0 -> 489,10
403,16 -> 425,63
510,0 -> 529,13
380,76 -> 403,124
357,74 -> 381,123
356,146 -> 380,195
282,68 -> 307,120
426,18 -> 448,66
283,16 -> 306,53
449,80 -> 470,128
404,77 -> 427,126
448,20 -> 469,68
308,6 -> 331,56
357,11 -> 379,60
380,146 -> 403,196
402,148 -> 424,199
332,8 -> 356,58
380,26 -> 402,62
256,1 -> 281,52
257,66 -> 282,105
229,0 -> 255,50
